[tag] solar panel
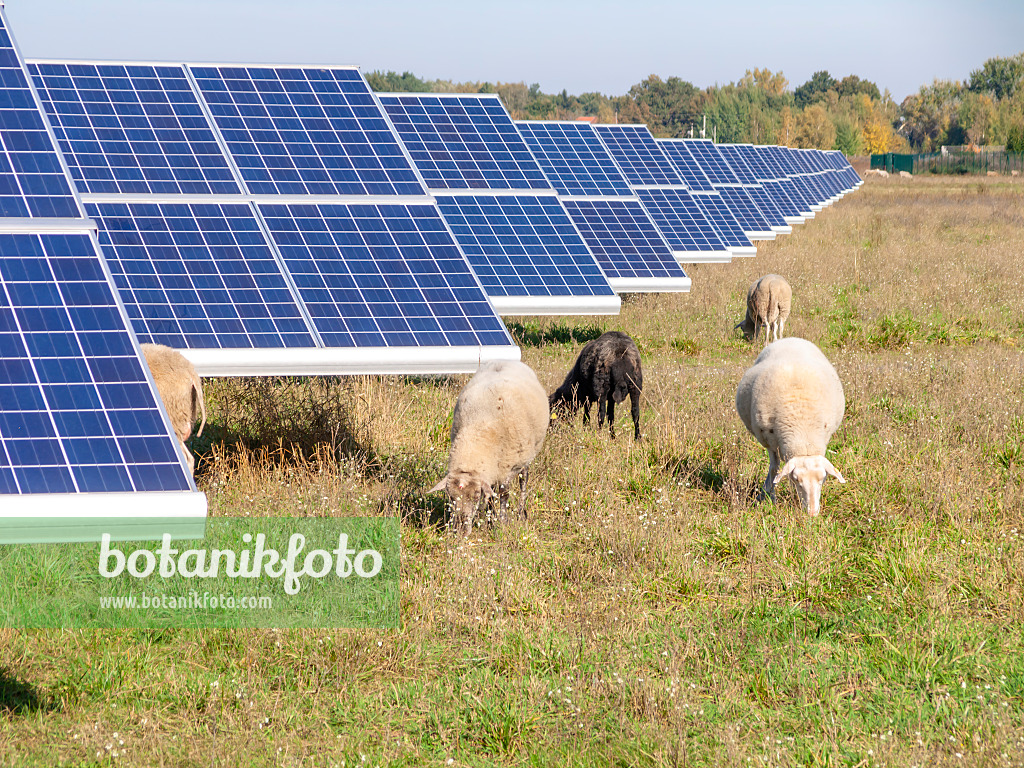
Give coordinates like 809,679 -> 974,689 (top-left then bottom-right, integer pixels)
378,93 -> 549,191
761,147 -> 817,215
380,95 -> 618,313
0,10 -> 206,541
635,188 -> 731,262
657,138 -> 772,244
514,121 -> 632,197
593,125 -> 683,186
435,194 -> 620,314
778,147 -> 829,207
736,145 -> 808,223
654,140 -> 716,192
86,200 -> 315,350
29,60 -> 522,371
30,62 -> 241,196
680,139 -> 742,186
594,125 -> 732,262
258,201 -> 521,350
561,198 -> 690,290
0,29 -> 81,219
189,65 -> 424,196
516,120 -> 689,293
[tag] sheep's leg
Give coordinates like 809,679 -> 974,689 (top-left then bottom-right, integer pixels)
764,448 -> 779,503
630,389 -> 641,440
497,483 -> 510,524
606,398 -> 616,439
778,318 -> 785,340
582,400 -> 591,426
597,395 -> 608,433
517,467 -> 530,520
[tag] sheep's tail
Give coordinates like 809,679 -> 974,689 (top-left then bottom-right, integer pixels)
192,368 -> 207,437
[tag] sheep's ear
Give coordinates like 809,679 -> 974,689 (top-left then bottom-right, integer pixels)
823,458 -> 846,483
774,458 -> 798,484
428,477 -> 448,494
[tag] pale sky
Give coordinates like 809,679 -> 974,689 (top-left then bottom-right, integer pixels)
5,0 -> 1024,104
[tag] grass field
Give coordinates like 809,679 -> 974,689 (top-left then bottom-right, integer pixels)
2,175 -> 1024,767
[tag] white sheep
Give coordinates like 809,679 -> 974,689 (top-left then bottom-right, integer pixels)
736,274 -> 792,346
735,337 -> 846,516
140,343 -> 207,475
429,360 -> 549,534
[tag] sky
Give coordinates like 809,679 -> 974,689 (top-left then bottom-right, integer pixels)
5,0 -> 1024,104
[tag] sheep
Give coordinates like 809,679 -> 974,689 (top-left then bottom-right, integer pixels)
429,360 -> 549,535
549,331 -> 643,440
735,274 -> 792,347
140,343 -> 207,475
735,337 -> 846,516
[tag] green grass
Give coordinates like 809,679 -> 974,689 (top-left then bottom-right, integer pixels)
2,176 -> 1024,766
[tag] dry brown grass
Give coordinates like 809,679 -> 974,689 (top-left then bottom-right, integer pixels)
2,175 -> 1024,767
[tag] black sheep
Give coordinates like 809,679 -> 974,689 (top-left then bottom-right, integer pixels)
549,331 -> 643,440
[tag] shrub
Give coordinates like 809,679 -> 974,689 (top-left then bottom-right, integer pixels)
1007,124 -> 1024,153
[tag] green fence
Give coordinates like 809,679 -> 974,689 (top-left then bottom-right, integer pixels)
871,151 -> 1024,175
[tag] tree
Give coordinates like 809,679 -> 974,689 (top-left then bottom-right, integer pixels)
794,71 -> 837,109
836,75 -> 881,102
968,53 -> 1024,100
793,104 -> 836,148
365,70 -> 430,92
834,117 -> 863,155
1007,124 -> 1024,152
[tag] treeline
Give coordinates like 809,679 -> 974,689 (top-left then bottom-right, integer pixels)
367,51 -> 1024,155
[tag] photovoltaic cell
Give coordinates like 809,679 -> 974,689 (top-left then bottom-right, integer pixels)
561,198 -> 687,281
516,121 -> 632,197
435,194 -> 615,298
189,66 -> 424,196
691,193 -> 754,249
258,202 -> 513,347
655,140 -> 716,192
635,188 -> 728,254
514,120 -> 687,290
680,139 -> 742,186
716,144 -> 758,185
379,94 -> 550,191
0,232 -> 191,495
0,31 -> 80,218
30,62 -> 241,196
718,185 -> 783,232
594,125 -> 682,186
87,200 -> 315,350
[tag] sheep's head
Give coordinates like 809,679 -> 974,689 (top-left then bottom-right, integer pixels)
774,455 -> 845,516
735,317 -> 756,341
428,472 -> 493,532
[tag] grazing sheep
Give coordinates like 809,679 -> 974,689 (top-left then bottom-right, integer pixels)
140,343 -> 206,475
736,274 -> 792,346
429,360 -> 549,534
735,337 -> 846,516
549,331 -> 643,440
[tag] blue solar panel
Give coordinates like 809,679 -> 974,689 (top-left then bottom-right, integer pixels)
716,144 -> 760,185
718,186 -> 777,233
0,232 -> 192,495
560,198 -> 687,281
435,194 -> 615,298
379,94 -> 550,191
258,202 -> 513,347
593,125 -> 682,186
681,139 -> 742,186
691,193 -> 753,249
516,121 -> 633,197
189,66 -> 424,196
635,188 -> 728,255
30,62 -> 241,196
655,140 -> 716,192
0,35 -> 81,218
87,201 -> 315,350
744,183 -> 789,227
